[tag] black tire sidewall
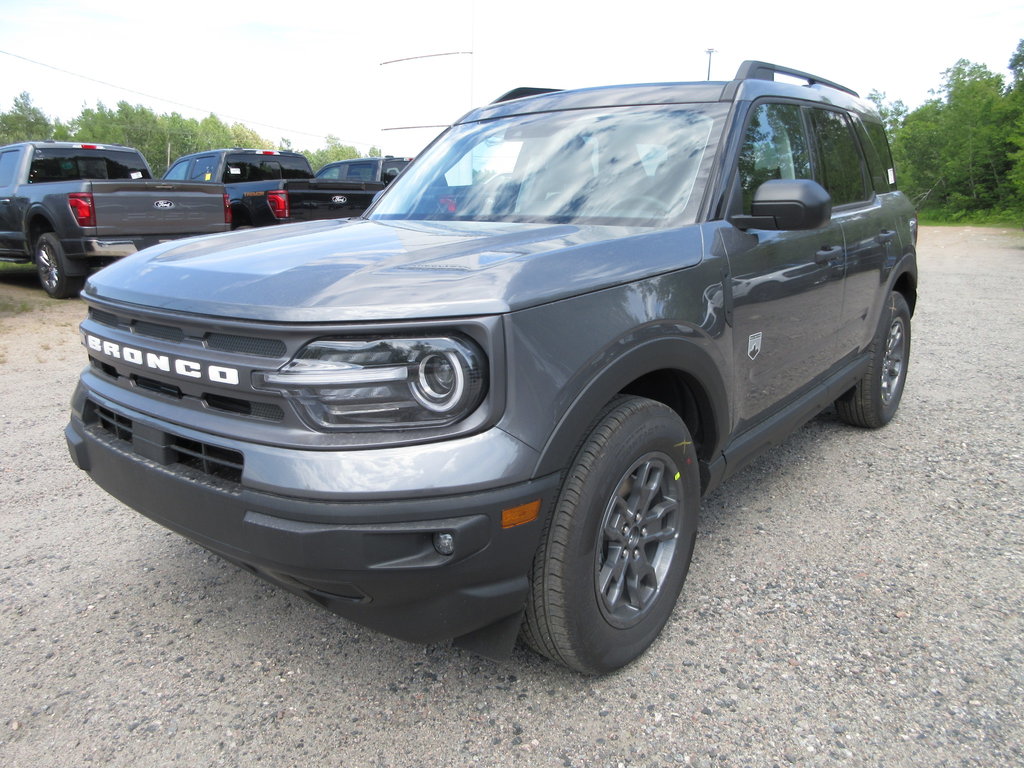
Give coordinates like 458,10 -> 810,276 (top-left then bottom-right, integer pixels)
554,398 -> 700,673
871,292 -> 912,425
35,233 -> 79,299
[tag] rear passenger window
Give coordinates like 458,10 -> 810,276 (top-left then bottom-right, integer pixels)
859,119 -> 897,193
737,103 -> 811,214
808,109 -> 869,206
344,162 -> 377,182
0,150 -> 19,187
164,160 -> 189,180
188,156 -> 218,182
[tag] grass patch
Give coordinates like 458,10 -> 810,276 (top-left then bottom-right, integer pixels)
917,209 -> 1023,227
0,297 -> 33,315
0,262 -> 51,315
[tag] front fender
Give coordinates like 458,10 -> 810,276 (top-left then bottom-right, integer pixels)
533,335 -> 730,479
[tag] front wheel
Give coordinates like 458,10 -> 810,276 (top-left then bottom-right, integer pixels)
35,233 -> 84,299
522,396 -> 700,674
835,291 -> 911,428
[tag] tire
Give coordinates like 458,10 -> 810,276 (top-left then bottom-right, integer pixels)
522,396 -> 700,674
35,233 -> 84,299
835,291 -> 911,428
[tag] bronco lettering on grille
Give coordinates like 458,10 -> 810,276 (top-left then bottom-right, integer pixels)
83,333 -> 240,386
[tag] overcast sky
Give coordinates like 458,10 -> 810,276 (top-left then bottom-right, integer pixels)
1,0 -> 1021,158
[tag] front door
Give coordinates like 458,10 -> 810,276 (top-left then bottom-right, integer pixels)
724,101 -> 847,432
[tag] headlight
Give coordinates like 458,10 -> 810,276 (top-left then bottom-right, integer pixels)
253,336 -> 487,431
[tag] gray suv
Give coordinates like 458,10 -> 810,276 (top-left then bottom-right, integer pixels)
66,61 -> 917,673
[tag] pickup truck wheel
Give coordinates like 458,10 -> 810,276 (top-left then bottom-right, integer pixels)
35,233 -> 84,299
835,291 -> 911,428
522,396 -> 699,674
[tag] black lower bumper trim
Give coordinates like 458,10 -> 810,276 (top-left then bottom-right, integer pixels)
66,415 -> 559,648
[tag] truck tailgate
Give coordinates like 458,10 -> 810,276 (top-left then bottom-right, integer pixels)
285,179 -> 385,221
87,181 -> 228,237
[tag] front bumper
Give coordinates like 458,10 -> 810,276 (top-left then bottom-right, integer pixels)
65,386 -> 559,650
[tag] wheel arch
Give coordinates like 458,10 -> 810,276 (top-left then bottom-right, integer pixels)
892,268 -> 917,316
26,211 -> 56,252
533,338 -> 729,492
890,250 -> 918,316
230,204 -> 252,229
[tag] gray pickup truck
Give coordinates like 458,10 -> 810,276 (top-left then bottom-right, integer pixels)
0,142 -> 231,298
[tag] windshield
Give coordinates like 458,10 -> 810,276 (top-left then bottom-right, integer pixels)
371,103 -> 726,227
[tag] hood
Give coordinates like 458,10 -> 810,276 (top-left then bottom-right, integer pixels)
84,218 -> 704,322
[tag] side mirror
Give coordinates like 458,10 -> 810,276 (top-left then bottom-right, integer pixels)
729,179 -> 832,231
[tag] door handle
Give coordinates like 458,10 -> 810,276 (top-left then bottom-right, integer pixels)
877,229 -> 897,244
814,245 -> 842,264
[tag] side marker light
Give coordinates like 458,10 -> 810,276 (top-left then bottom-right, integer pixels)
502,500 -> 541,529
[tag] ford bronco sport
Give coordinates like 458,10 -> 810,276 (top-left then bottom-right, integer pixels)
66,61 -> 917,673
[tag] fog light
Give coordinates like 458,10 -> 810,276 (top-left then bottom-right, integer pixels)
433,532 -> 455,556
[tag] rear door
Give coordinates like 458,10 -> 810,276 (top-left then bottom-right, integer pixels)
829,114 -> 905,359
724,101 -> 847,432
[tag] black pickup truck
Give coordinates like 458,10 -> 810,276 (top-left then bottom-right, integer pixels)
315,156 -> 413,185
0,142 -> 231,298
164,149 -> 385,228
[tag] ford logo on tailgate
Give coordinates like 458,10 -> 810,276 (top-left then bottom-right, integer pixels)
331,195 -> 348,205
154,200 -> 175,209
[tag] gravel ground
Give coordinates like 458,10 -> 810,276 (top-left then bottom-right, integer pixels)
1,226 -> 1021,767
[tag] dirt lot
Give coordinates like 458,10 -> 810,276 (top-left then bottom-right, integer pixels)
1,226 -> 1022,767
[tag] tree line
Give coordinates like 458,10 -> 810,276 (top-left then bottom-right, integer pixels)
871,39 -> 1024,223
0,95 -> 379,177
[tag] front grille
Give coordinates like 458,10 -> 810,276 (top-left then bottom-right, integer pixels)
169,436 -> 244,482
88,308 -> 286,357
84,304 -> 295,434
133,375 -> 183,399
94,404 -> 132,441
88,355 -> 283,423
203,393 -> 284,421
90,308 -> 123,328
206,333 -> 286,357
88,401 -> 244,484
134,320 -> 185,342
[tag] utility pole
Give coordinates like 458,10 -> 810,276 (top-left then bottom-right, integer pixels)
705,48 -> 717,80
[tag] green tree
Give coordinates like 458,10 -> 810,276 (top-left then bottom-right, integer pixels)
230,123 -> 268,149
889,50 -> 1022,218
0,92 -> 54,143
1006,40 -> 1024,203
303,134 -> 362,172
71,102 -> 126,144
867,90 -> 908,138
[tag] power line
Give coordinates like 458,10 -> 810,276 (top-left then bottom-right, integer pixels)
0,48 -> 378,149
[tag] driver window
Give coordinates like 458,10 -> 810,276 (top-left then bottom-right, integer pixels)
737,103 -> 811,213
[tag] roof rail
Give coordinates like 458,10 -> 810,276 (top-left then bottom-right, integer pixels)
734,60 -> 859,97
492,87 -> 562,104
